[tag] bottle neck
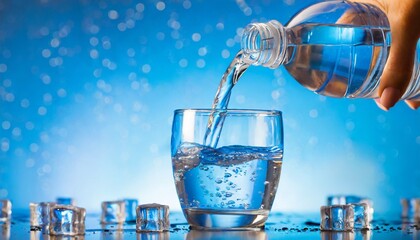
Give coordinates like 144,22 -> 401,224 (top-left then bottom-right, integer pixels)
241,20 -> 288,69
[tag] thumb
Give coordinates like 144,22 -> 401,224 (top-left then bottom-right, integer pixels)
378,14 -> 419,109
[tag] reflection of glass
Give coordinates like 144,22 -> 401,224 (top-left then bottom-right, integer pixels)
171,109 -> 283,230
187,230 -> 267,240
136,232 -> 170,240
321,231 -> 371,240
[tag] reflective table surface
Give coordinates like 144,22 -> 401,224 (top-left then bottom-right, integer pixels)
2,211 -> 419,239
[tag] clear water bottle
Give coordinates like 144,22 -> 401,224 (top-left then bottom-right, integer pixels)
241,0 -> 420,99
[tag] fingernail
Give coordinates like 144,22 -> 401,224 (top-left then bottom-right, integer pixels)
380,87 -> 401,110
375,98 -> 388,111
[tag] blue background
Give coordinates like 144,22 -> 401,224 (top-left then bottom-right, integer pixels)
0,0 -> 419,213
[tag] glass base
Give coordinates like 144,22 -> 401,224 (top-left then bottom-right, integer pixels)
184,208 -> 269,230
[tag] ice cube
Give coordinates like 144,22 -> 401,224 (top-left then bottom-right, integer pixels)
101,200 -> 126,224
136,203 -> 169,232
345,196 -> 363,204
56,197 -> 75,206
49,205 -> 86,236
327,196 -> 347,206
327,195 -> 371,206
401,198 -> 420,221
320,205 -> 354,231
29,202 -> 56,232
353,203 -> 371,230
123,198 -> 138,222
0,199 -> 12,222
327,195 -> 374,221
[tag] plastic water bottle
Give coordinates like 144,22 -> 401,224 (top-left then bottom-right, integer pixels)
241,0 -> 420,99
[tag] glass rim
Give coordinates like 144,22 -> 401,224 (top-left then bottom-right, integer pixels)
174,108 -> 282,116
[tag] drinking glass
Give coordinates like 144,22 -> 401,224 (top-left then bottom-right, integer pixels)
171,109 -> 283,230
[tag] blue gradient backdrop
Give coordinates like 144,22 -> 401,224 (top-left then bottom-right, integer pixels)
0,0 -> 419,213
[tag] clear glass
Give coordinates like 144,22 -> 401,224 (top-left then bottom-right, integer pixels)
241,0 -> 420,100
171,109 -> 283,230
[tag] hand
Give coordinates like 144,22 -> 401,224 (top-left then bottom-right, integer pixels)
353,0 -> 420,110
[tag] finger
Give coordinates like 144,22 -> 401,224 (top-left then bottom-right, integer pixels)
377,10 -> 419,109
405,100 -> 420,110
378,35 -> 417,109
